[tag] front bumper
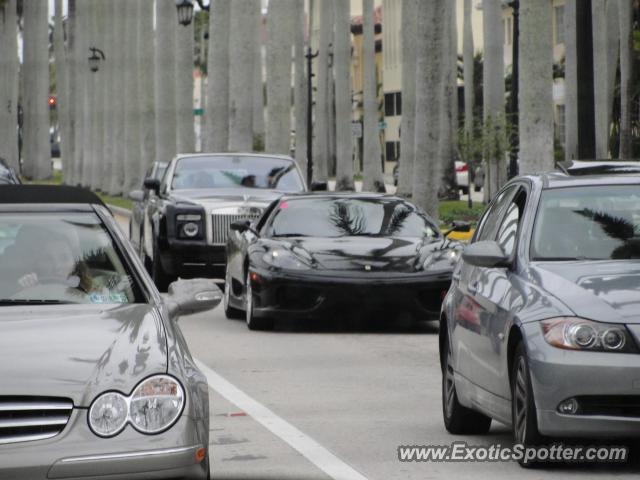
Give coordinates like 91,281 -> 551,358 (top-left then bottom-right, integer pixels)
523,322 -> 640,438
160,239 -> 226,279
0,411 -> 208,480
250,266 -> 452,321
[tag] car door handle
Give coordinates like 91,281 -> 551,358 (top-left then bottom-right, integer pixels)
467,282 -> 479,295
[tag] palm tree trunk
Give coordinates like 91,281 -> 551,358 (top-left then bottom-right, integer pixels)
463,0 -> 475,143
312,0 -> 331,182
81,0 -> 97,188
176,18 -> 195,154
91,0 -> 106,190
108,0 -> 127,194
362,0 -> 385,193
439,0 -> 459,200
266,0 -> 294,154
482,0 -> 505,200
293,0 -> 308,175
122,0 -> 142,192
327,0 -> 336,177
228,0 -> 259,152
397,0 -> 417,198
334,0 -> 354,191
253,10 -> 265,147
592,0 -> 610,158
22,0 -> 51,180
564,0 -> 579,160
619,0 -> 634,158
205,0 -> 230,152
72,0 -> 86,187
0,0 -> 20,172
519,0 -> 554,174
99,0 -> 114,191
155,0 -> 178,165
413,0 -> 446,220
138,0 -> 156,177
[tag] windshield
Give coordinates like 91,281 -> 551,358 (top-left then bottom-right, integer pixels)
268,198 -> 439,238
0,213 -> 143,304
171,156 -> 304,192
531,186 -> 640,261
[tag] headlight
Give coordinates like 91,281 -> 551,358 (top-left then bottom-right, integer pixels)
129,375 -> 185,434
423,248 -> 461,270
176,212 -> 203,239
88,392 -> 128,437
181,222 -> 200,238
262,249 -> 311,270
541,317 -> 638,353
88,375 -> 185,438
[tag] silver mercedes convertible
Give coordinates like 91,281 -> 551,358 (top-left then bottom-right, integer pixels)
0,186 -> 221,479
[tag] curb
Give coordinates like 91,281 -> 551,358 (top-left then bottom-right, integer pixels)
108,204 -> 132,219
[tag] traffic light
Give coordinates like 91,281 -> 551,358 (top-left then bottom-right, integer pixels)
48,96 -> 57,109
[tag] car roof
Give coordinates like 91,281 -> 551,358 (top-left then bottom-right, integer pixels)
513,161 -> 640,190
277,192 -> 408,202
173,152 -> 295,162
0,185 -> 106,207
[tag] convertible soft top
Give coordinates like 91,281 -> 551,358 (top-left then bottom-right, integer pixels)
0,185 -> 105,206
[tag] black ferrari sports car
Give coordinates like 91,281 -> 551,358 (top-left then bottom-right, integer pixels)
224,193 -> 468,330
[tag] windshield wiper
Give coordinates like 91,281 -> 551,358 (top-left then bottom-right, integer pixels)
0,299 -> 75,306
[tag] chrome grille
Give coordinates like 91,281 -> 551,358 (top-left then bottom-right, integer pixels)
211,213 -> 262,245
0,397 -> 73,445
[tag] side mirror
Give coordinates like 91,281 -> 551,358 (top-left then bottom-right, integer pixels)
310,181 -> 328,192
166,278 -> 222,318
143,178 -> 161,195
462,241 -> 510,268
129,190 -> 144,202
443,220 -> 471,237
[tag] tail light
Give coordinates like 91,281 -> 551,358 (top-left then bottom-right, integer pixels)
455,164 -> 468,173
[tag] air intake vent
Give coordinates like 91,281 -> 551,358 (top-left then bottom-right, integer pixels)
0,397 -> 73,445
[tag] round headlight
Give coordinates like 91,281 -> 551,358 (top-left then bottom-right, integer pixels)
89,392 -> 128,437
602,328 -> 626,351
567,323 -> 597,348
182,222 -> 199,238
129,375 -> 185,434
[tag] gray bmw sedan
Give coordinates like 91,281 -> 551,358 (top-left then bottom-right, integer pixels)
0,186 -> 220,479
441,163 -> 640,456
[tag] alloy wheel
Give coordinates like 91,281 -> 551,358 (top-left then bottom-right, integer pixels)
245,272 -> 253,326
443,348 -> 456,420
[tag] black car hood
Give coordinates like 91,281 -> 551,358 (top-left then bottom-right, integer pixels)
0,304 -> 167,406
263,236 -> 457,273
530,261 -> 640,324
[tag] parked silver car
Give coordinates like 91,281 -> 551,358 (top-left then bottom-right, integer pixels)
441,162 -> 640,462
0,186 -> 221,479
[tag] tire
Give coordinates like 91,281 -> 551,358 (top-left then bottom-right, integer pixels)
245,270 -> 274,331
442,338 -> 492,435
460,186 -> 469,195
151,238 -> 172,293
511,343 -> 545,467
224,267 -> 243,320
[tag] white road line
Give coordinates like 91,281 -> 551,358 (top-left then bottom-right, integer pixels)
194,358 -> 369,480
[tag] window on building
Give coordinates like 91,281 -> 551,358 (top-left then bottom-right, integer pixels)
556,104 -> 566,146
385,141 -> 401,161
384,92 -> 402,117
555,6 -> 565,45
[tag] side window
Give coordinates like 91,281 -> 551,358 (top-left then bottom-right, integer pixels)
474,187 -> 517,242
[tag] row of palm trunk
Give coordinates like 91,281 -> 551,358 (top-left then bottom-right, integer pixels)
0,0 -> 636,221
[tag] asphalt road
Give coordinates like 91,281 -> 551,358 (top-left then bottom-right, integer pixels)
113,214 -> 640,480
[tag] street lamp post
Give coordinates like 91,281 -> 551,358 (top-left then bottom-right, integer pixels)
305,47 -> 319,187
175,0 -> 209,27
88,47 -> 106,73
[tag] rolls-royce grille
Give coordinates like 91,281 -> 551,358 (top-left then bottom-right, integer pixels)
0,397 -> 73,445
211,213 -> 262,245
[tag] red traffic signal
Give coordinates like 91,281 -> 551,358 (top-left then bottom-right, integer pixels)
48,96 -> 57,108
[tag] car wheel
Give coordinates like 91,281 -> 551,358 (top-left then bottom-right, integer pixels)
442,339 -> 492,434
460,186 -> 469,195
512,343 -> 545,466
224,268 -> 243,320
152,238 -> 171,293
245,270 -> 273,331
